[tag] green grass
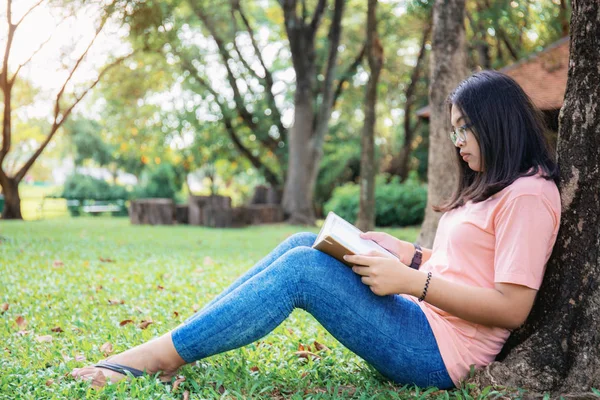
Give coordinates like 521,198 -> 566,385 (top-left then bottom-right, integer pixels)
0,218 -> 501,399
18,184 -> 67,221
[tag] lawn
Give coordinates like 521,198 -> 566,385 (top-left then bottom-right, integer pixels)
0,218 -> 500,399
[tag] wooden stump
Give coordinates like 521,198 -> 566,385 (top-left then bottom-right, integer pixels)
250,185 -> 282,205
175,205 -> 189,224
245,204 -> 284,225
188,195 -> 232,225
129,199 -> 175,225
202,206 -> 232,228
231,207 -> 251,227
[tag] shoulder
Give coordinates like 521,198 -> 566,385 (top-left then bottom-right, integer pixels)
494,174 -> 561,226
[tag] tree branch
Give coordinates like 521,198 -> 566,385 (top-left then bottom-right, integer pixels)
234,1 -> 287,143
309,0 -> 327,39
193,5 -> 280,154
13,0 -> 45,28
332,44 -> 366,110
14,52 -> 135,182
178,55 -> 281,187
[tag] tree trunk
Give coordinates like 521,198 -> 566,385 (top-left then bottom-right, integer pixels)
417,0 -> 467,247
469,3 -> 600,396
356,0 -> 383,232
282,90 -> 316,225
0,177 -> 22,219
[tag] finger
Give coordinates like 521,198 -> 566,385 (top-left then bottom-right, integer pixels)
364,250 -> 387,257
344,254 -> 375,265
361,276 -> 374,286
360,231 -> 379,240
352,265 -> 370,276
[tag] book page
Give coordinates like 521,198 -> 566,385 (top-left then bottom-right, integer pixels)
328,213 -> 398,259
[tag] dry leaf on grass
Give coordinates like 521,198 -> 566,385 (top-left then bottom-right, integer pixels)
108,299 -> 125,305
15,315 -> 26,328
157,285 -> 164,290
119,319 -> 134,326
100,342 -> 114,356
138,319 -> 153,329
99,257 -> 115,263
53,260 -> 64,267
192,304 -> 200,312
1,303 -> 8,313
295,350 -> 321,360
173,311 -> 179,318
16,330 -> 30,336
249,366 -> 259,373
36,335 -> 53,343
51,326 -> 64,333
172,376 -> 186,391
313,341 -> 330,352
45,379 -> 54,386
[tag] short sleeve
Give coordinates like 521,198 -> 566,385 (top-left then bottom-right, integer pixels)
493,194 -> 558,289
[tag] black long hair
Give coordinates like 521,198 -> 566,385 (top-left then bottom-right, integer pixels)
435,70 -> 559,212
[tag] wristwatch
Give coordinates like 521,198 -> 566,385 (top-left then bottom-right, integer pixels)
409,243 -> 422,270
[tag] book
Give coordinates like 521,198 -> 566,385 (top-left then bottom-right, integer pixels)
312,211 -> 400,267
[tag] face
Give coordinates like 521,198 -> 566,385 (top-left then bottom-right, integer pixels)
450,105 -> 482,172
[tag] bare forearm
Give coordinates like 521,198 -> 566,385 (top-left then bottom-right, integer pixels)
405,269 -> 526,329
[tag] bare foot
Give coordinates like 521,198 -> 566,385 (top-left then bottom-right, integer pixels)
71,333 -> 186,387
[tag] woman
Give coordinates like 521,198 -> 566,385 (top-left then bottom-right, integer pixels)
72,70 -> 561,389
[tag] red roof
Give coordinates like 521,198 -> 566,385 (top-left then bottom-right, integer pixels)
416,37 -> 570,118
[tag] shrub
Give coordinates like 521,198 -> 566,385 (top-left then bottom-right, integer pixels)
60,173 -> 129,216
323,172 -> 427,227
133,163 -> 179,200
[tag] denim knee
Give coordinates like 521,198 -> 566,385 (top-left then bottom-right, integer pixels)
285,232 -> 317,248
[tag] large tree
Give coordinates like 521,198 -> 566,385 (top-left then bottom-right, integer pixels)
417,0 -> 468,246
355,0 -> 382,232
469,1 -> 600,396
0,0 -> 133,219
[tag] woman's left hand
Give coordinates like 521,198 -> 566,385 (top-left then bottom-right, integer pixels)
344,251 -> 411,296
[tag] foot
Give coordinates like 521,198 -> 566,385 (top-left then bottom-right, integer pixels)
71,333 -> 186,387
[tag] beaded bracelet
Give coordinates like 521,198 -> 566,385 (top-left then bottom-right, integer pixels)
418,272 -> 432,302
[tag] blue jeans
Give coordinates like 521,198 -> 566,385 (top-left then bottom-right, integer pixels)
171,232 -> 454,389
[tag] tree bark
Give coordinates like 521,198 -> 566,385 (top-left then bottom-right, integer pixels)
468,2 -> 600,396
281,0 -> 345,225
417,0 -> 467,247
0,176 -> 22,219
356,0 -> 382,232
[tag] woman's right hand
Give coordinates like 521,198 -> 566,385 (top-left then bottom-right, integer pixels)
359,231 -> 416,266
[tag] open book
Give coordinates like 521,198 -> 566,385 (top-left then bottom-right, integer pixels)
312,211 -> 400,266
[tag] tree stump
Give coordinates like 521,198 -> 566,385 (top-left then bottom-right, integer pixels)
175,205 -> 189,224
245,204 -> 284,225
250,185 -> 282,205
129,199 -> 174,225
202,206 -> 232,228
231,207 -> 251,227
188,195 -> 232,225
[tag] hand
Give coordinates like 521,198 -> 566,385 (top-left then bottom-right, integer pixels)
359,231 -> 416,265
344,251 -> 413,296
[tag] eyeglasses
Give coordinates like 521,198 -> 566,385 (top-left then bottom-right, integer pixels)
449,123 -> 472,146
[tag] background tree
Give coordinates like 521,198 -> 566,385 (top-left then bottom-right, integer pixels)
0,0 -> 134,219
356,0 -> 382,232
417,0 -> 467,246
470,1 -> 600,395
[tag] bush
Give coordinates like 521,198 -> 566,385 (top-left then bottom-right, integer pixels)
133,163 -> 179,200
323,172 -> 427,227
60,173 -> 129,216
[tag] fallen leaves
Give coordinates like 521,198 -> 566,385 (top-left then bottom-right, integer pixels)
100,342 -> 114,356
53,260 -> 64,267
35,335 -> 53,343
138,318 -> 153,330
108,299 -> 125,305
172,376 -> 185,391
294,341 -> 330,361
99,257 -> 115,263
119,319 -> 134,326
51,326 -> 64,333
45,379 -> 54,386
15,315 -> 26,328
1,303 -> 8,313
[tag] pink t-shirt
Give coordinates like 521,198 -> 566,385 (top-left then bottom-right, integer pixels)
405,173 -> 561,387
